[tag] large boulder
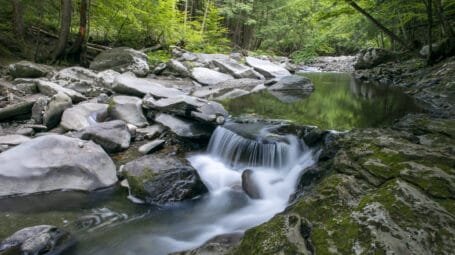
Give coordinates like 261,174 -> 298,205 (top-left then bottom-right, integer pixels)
8,61 -> 53,79
154,113 -> 214,140
123,154 -> 208,204
60,103 -> 108,131
108,96 -> 148,127
75,120 -> 131,153
89,47 -> 151,77
42,93 -> 73,129
0,135 -> 118,197
191,67 -> 234,86
354,48 -> 396,70
245,57 -> 291,78
0,225 -> 73,255
113,73 -> 185,98
268,75 -> 315,103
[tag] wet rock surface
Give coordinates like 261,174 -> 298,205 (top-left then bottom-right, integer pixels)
89,47 -> 151,77
123,153 -> 208,205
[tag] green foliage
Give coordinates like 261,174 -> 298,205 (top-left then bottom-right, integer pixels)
147,49 -> 172,65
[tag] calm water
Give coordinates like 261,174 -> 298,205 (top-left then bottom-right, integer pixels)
221,72 -> 422,130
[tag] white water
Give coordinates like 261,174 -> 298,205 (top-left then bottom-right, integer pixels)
164,125 -> 316,253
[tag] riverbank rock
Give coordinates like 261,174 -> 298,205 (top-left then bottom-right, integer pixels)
191,67 -> 234,86
241,169 -> 262,199
75,120 -> 131,153
245,57 -> 291,78
42,93 -> 73,129
236,116 -> 455,254
213,59 -> 262,79
36,80 -> 86,103
138,139 -> 165,154
123,154 -> 208,204
354,48 -> 396,70
8,61 -> 53,79
0,225 -> 73,255
0,94 -> 41,121
268,75 -> 315,103
90,47 -> 151,77
0,135 -> 118,197
113,73 -> 185,98
60,103 -> 108,131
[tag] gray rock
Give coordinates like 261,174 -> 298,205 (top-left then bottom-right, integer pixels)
90,47 -> 151,77
0,94 -> 42,121
213,59 -> 262,79
194,53 -> 230,65
167,59 -> 190,77
268,75 -> 315,103
109,96 -> 148,127
0,135 -> 117,197
143,95 -> 228,124
123,154 -> 208,204
36,80 -> 87,103
245,57 -> 291,78
8,61 -> 53,79
52,66 -> 98,84
241,169 -> 262,199
113,73 -> 185,98
31,96 -> 49,124
76,120 -> 131,153
43,93 -> 73,129
60,103 -> 108,131
12,78 -> 39,95
192,78 -> 263,99
155,113 -> 213,139
191,67 -> 234,86
0,225 -> 73,254
138,139 -> 165,154
0,134 -> 31,146
95,69 -> 121,88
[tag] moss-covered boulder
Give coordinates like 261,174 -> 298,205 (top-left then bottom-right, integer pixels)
237,116 -> 455,254
123,153 -> 208,205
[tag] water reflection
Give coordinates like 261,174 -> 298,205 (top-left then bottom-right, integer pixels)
221,72 -> 421,130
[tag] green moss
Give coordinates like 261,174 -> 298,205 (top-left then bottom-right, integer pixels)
124,167 -> 157,199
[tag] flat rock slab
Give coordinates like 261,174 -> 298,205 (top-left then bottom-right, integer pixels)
138,139 -> 165,154
113,73 -> 185,98
245,57 -> 291,78
191,67 -> 234,86
36,80 -> 86,103
154,113 -> 213,139
60,103 -> 108,131
213,59 -> 262,79
0,135 -> 117,197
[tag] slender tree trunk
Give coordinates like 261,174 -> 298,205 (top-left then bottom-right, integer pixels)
433,0 -> 454,38
52,0 -> 72,62
345,0 -> 411,50
70,0 -> 88,65
201,0 -> 210,34
12,0 -> 25,41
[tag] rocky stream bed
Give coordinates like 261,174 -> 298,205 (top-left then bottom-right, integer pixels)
0,47 -> 454,255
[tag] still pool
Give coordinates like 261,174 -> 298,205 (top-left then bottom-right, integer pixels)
220,72 -> 422,130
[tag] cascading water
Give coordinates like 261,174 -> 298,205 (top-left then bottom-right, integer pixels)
68,122 -> 317,255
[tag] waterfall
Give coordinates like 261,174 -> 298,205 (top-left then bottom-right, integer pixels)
207,126 -> 306,169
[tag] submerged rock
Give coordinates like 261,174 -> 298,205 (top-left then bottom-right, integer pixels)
0,135 -> 117,197
123,154 -> 208,204
0,225 -> 73,255
90,47 -> 151,77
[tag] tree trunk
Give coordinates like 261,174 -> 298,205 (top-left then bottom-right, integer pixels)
433,0 -> 454,38
52,0 -> 72,62
345,0 -> 411,50
201,0 -> 211,34
70,0 -> 88,65
12,0 -> 25,41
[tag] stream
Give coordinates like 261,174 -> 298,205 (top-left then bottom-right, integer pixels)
0,72 -> 422,255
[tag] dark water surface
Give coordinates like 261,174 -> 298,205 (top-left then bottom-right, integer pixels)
221,72 -> 422,130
